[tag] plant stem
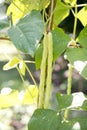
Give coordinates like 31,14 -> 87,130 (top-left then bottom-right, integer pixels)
47,0 -> 56,32
16,66 -> 25,83
73,5 -> 77,39
67,64 -> 73,95
76,3 -> 87,7
64,64 -> 73,120
25,64 -> 37,86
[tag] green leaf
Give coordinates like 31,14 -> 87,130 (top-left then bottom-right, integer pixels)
54,0 -> 70,25
52,28 -> 71,61
77,6 -> 87,26
77,25 -> 87,48
28,109 -> 61,130
35,44 -> 43,69
8,10 -> 44,56
60,117 -> 87,130
56,93 -> 73,110
65,48 -> 87,79
3,56 -> 20,70
65,48 -> 87,64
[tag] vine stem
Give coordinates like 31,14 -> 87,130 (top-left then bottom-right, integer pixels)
47,0 -> 56,32
67,64 -> 73,95
64,6 -> 77,117
64,64 -> 73,120
25,64 -> 37,86
64,4 -> 78,120
73,5 -> 77,39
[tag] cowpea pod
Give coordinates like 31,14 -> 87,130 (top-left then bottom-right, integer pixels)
38,33 -> 48,108
44,32 -> 53,108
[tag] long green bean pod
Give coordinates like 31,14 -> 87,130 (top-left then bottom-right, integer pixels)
38,33 -> 48,108
44,32 -> 53,108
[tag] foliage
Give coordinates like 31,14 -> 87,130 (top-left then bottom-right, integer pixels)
1,0 -> 87,130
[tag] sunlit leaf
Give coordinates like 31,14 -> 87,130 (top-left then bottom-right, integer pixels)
28,109 -> 61,130
77,6 -> 87,26
54,0 -> 70,25
0,91 -> 20,108
8,10 -> 44,56
19,61 -> 26,76
7,0 -> 40,23
23,85 -> 38,104
3,56 -> 20,70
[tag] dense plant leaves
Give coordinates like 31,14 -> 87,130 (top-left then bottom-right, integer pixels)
77,6 -> 87,26
54,0 -> 70,25
8,10 -> 44,56
52,28 -> 71,61
7,0 -> 40,23
77,25 -> 87,48
56,93 -> 73,110
28,109 -> 61,130
65,48 -> 87,79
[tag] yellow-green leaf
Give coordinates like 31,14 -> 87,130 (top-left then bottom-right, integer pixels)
54,0 -> 70,25
23,85 -> 38,104
7,0 -> 40,23
0,91 -> 20,108
3,56 -> 20,70
77,6 -> 87,26
19,61 -> 26,76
